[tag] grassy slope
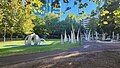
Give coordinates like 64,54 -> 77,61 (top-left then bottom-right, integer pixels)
0,39 -> 79,57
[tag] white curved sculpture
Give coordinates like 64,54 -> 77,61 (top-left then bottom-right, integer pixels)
77,29 -> 80,42
25,33 -> 45,46
64,30 -> 68,42
68,35 -> 71,42
102,33 -> 106,41
61,34 -> 64,44
117,34 -> 119,41
71,31 -> 74,43
95,31 -> 99,40
88,30 -> 91,41
112,32 -> 115,40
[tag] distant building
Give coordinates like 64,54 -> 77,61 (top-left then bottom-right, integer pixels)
81,17 -> 90,29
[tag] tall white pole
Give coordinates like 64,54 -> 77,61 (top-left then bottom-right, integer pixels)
4,25 -> 6,42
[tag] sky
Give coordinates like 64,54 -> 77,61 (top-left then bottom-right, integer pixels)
59,0 -> 97,20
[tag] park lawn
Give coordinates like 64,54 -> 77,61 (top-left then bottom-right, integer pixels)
0,39 -> 79,57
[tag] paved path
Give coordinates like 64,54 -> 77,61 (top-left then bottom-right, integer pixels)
0,41 -> 120,67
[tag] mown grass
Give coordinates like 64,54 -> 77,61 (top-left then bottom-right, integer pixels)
0,39 -> 80,57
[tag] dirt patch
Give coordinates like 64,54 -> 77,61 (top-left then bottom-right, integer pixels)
2,50 -> 120,68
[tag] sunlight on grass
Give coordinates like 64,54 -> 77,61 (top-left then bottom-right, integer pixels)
0,39 -> 59,49
0,39 -> 80,57
0,40 -> 24,49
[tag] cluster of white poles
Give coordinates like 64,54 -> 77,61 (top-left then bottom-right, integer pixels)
85,31 -> 119,41
61,29 -> 80,44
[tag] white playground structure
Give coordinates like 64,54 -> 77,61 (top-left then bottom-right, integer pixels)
25,33 -> 46,46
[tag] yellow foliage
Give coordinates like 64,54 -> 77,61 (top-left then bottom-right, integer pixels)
37,2 -> 43,8
103,21 -> 108,24
77,16 -> 82,21
36,7 -> 39,9
34,0 -> 38,3
68,14 -> 77,19
38,10 -> 42,13
31,15 -> 36,20
81,12 -> 88,19
0,15 -> 3,21
113,9 -> 120,18
23,19 -> 35,34
33,0 -> 43,8
100,10 -> 109,16
0,10 -> 3,21
48,13 -> 59,18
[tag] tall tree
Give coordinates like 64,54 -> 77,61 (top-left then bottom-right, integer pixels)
0,0 -> 36,40
33,16 -> 47,37
98,0 -> 120,34
44,13 -> 59,35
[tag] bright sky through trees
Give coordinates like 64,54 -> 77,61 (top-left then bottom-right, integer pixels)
60,0 -> 97,20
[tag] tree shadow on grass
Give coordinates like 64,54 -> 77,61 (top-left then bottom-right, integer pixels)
0,41 -> 54,56
3,45 -> 22,48
2,41 -> 53,49
0,41 -> 78,57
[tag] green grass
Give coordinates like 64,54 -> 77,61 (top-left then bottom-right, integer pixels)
0,39 -> 80,57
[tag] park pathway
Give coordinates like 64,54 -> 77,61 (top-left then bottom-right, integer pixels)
0,41 -> 120,67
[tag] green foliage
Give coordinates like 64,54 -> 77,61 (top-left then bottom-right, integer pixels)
57,14 -> 80,35
31,13 -> 80,38
0,0 -> 35,39
1,0 -> 120,39
98,0 -> 120,34
44,13 -> 59,34
33,16 -> 47,36
0,9 -> 3,22
88,17 -> 99,32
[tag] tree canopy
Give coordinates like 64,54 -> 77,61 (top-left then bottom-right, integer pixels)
0,0 -> 120,39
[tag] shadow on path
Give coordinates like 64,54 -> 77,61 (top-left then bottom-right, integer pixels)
0,41 -> 120,67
